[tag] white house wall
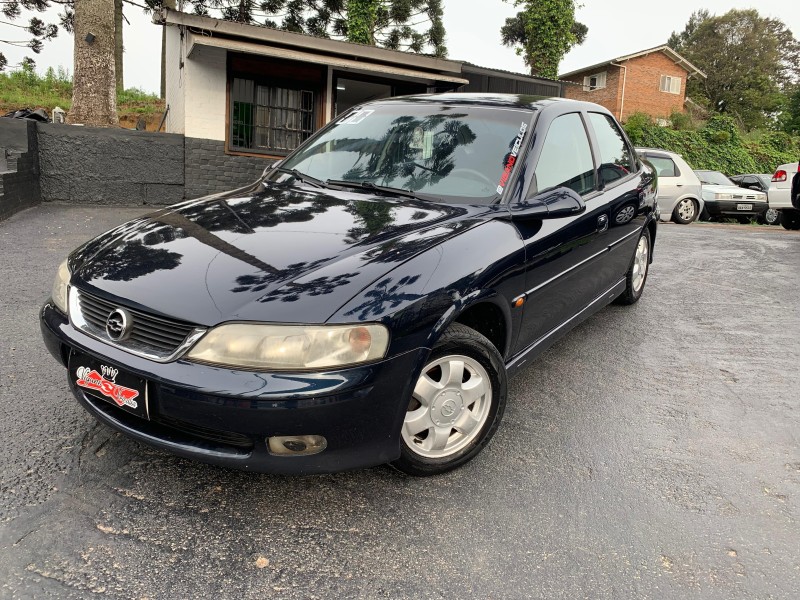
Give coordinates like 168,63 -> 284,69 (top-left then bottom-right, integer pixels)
164,26 -> 185,135
184,44 -> 227,141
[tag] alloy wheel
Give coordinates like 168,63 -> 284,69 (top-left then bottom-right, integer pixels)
677,199 -> 696,222
402,354 -> 492,459
632,235 -> 649,292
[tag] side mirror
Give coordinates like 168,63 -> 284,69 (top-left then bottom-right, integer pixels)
509,187 -> 587,220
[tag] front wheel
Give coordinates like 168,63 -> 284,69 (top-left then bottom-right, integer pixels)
392,323 -> 507,476
616,228 -> 651,305
672,198 -> 697,224
761,208 -> 780,225
780,209 -> 800,230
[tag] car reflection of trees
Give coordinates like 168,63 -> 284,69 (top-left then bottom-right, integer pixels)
77,219 -> 184,282
343,275 -> 424,321
339,113 -> 476,193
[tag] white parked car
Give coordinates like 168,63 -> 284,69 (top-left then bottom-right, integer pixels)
693,170 -> 768,223
636,148 -> 704,224
767,162 -> 800,230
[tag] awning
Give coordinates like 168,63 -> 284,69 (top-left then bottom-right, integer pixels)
187,33 -> 469,86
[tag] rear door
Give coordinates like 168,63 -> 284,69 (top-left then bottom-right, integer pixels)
642,152 -> 682,213
585,112 -> 645,285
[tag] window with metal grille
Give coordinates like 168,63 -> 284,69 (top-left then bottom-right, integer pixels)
230,78 -> 315,155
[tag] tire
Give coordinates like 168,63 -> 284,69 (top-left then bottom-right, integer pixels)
391,323 -> 507,476
616,228 -> 651,305
699,208 -> 712,222
672,198 -> 697,224
764,208 -> 781,226
780,209 -> 800,230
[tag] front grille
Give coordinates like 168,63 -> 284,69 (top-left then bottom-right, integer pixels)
72,288 -> 205,361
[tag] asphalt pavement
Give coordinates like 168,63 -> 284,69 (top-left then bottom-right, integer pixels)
1,204 -> 798,599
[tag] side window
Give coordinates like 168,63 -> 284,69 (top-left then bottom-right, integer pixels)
646,155 -> 679,178
534,113 -> 595,196
588,112 -> 634,187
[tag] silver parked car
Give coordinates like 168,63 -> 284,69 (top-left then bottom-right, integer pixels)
694,170 -> 768,223
636,148 -> 704,224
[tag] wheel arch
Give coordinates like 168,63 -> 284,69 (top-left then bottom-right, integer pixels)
427,292 -> 513,360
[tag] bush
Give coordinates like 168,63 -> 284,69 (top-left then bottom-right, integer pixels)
623,112 -> 800,174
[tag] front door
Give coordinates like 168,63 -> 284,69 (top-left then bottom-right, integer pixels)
512,112 -> 609,355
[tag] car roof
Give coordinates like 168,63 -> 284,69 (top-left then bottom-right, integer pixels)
361,93 -> 610,115
635,147 -> 682,158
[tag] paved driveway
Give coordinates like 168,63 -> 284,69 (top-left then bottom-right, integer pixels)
1,205 -> 798,599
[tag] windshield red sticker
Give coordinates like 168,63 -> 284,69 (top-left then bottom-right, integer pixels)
76,365 -> 139,409
496,122 -> 529,195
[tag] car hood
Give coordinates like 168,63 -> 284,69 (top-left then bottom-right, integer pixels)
701,184 -> 766,198
70,183 -> 486,326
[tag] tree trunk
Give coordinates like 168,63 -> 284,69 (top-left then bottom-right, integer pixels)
114,0 -> 123,92
160,0 -> 176,99
70,0 -> 118,126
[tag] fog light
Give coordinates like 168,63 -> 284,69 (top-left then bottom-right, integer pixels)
267,435 -> 327,456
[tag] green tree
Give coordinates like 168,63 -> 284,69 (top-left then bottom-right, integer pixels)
0,0 -> 60,71
500,0 -> 587,79
669,9 -> 800,130
783,87 -> 800,134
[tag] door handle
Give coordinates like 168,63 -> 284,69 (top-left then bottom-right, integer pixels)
676,184 -> 683,187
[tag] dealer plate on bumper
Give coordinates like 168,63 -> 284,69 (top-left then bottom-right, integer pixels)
69,351 -> 149,420
737,204 -> 753,211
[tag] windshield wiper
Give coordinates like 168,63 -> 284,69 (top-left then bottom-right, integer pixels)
272,167 -> 327,188
326,179 -> 435,201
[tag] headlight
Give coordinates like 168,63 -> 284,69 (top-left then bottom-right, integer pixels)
713,193 -> 734,200
51,259 -> 70,314
187,323 -> 390,370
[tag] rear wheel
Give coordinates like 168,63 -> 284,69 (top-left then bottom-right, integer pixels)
616,228 -> 650,305
760,208 -> 780,225
392,323 -> 507,476
780,209 -> 800,230
672,198 -> 697,224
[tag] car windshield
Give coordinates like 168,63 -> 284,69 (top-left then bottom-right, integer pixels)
695,170 -> 734,186
757,175 -> 771,188
269,103 -> 534,204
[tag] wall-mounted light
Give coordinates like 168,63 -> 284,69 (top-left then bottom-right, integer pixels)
336,86 -> 346,91
85,33 -> 95,45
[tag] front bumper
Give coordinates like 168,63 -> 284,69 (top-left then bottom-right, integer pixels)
41,302 -> 426,474
703,199 -> 769,217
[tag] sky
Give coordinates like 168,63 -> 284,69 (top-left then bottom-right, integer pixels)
1,0 -> 799,94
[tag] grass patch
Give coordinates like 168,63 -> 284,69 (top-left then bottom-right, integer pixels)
1,64 -> 164,121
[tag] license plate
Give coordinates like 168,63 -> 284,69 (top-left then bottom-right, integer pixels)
736,204 -> 753,211
69,351 -> 149,420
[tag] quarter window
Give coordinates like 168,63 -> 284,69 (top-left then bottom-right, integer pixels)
588,112 -> 634,187
534,113 -> 595,196
230,78 -> 315,155
646,155 -> 680,177
659,75 -> 682,95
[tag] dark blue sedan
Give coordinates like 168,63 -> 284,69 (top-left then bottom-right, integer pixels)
41,94 -> 657,476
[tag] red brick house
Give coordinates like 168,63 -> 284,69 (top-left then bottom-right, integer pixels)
559,45 -> 706,123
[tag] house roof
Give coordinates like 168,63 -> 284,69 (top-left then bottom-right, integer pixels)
559,45 -> 707,80
459,62 -> 562,86
156,9 -> 466,83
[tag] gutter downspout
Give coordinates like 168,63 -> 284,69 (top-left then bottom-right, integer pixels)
610,61 -> 627,121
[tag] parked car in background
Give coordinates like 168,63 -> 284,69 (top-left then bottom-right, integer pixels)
694,170 -> 768,223
729,174 -> 780,225
40,95 -> 658,476
767,162 -> 800,230
636,148 -> 703,224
